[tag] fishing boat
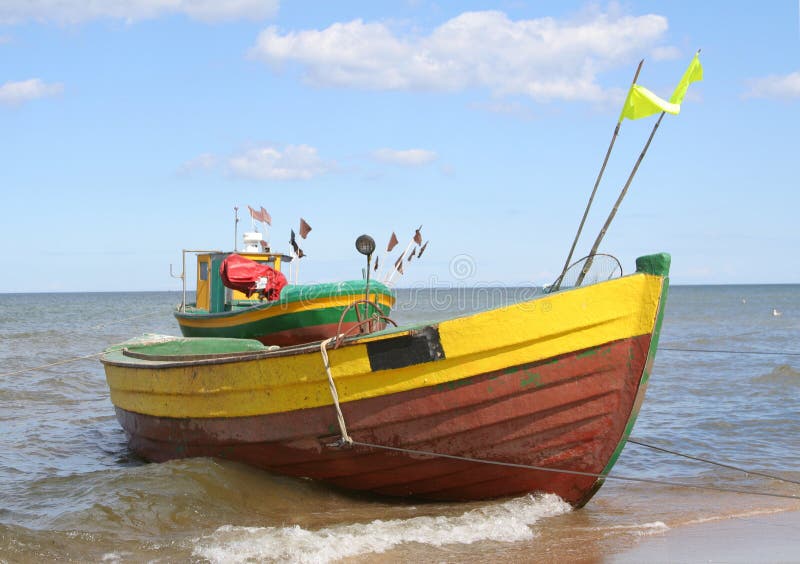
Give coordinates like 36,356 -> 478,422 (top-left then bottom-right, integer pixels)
104,53 -> 702,507
173,230 -> 395,346
102,251 -> 670,507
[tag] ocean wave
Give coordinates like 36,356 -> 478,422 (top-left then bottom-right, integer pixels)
752,364 -> 800,384
192,493 -> 571,563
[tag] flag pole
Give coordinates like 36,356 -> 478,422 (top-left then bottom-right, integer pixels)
376,232 -> 399,281
384,239 -> 416,285
553,59 -> 644,291
233,206 -> 239,251
375,249 -> 390,281
575,110 -> 666,287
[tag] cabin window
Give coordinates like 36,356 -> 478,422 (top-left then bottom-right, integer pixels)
200,261 -> 209,281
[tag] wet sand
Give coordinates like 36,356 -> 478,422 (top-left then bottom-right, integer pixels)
611,508 -> 800,563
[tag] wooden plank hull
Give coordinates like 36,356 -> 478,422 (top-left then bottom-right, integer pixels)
175,280 -> 394,346
114,334 -> 650,506
103,253 -> 671,506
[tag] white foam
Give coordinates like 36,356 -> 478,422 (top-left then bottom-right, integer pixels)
597,521 -> 670,537
684,507 -> 788,527
633,521 -> 669,536
193,493 -> 571,563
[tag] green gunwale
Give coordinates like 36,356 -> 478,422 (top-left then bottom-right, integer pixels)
176,279 -> 394,320
126,337 -> 266,357
177,302 -> 392,338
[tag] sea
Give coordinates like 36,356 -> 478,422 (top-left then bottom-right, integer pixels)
1,284 -> 799,562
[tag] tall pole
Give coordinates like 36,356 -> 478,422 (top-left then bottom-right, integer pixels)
233,206 -> 239,251
553,60 -> 644,291
364,253 -> 372,330
575,110 -> 666,287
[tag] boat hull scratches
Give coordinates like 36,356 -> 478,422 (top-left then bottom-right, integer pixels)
115,333 -> 650,506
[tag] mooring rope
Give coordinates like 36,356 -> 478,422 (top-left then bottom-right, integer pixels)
340,440 -> 800,501
0,351 -> 106,378
0,331 -> 176,379
661,346 -> 800,357
627,438 -> 800,486
1,308 -> 168,378
87,309 -> 166,330
320,336 -> 352,446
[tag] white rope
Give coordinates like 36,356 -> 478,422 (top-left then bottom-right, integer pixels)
88,309 -> 165,330
346,440 -> 800,501
0,351 -> 105,378
0,334 -> 176,378
320,335 -> 352,446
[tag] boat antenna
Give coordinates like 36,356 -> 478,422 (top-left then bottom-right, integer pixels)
553,60 -> 644,291
234,206 -> 239,251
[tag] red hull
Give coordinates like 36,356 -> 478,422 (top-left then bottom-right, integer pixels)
116,334 -> 651,506
255,320 -> 387,347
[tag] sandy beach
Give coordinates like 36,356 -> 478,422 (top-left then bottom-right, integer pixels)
612,508 -> 800,563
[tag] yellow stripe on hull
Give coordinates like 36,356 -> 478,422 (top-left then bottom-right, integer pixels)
177,293 -> 395,329
105,272 -> 664,418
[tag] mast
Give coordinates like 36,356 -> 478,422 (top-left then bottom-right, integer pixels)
575,110 -> 666,287
553,60 -> 644,291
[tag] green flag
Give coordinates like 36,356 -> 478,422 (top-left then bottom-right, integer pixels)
669,52 -> 703,104
620,84 -> 680,121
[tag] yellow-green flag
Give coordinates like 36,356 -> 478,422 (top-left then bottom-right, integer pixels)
619,84 -> 680,121
669,52 -> 703,104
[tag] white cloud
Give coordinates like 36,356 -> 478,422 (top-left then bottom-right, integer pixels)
250,10 -> 671,102
0,0 -> 278,24
0,78 -> 63,106
372,148 -> 437,166
471,100 -> 537,120
650,45 -> 681,61
228,144 -> 333,180
179,153 -> 218,174
743,71 -> 800,100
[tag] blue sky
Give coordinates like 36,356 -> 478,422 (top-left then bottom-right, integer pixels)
2,1 -> 798,292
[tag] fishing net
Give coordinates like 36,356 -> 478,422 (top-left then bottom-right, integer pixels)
547,254 -> 623,292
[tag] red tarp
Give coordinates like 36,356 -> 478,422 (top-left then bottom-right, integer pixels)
219,254 -> 287,301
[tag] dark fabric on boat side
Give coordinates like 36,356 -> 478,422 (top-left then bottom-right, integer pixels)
366,326 -> 445,372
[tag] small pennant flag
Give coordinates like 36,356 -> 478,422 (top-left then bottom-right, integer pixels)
290,229 -> 305,258
247,205 -> 262,222
413,225 -> 423,245
417,241 -> 429,258
374,255 -> 380,271
394,257 -> 404,275
669,52 -> 703,105
619,52 -> 703,122
387,232 -> 399,252
260,207 -> 272,226
408,248 -> 416,262
299,218 -> 312,239
620,85 -> 680,121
